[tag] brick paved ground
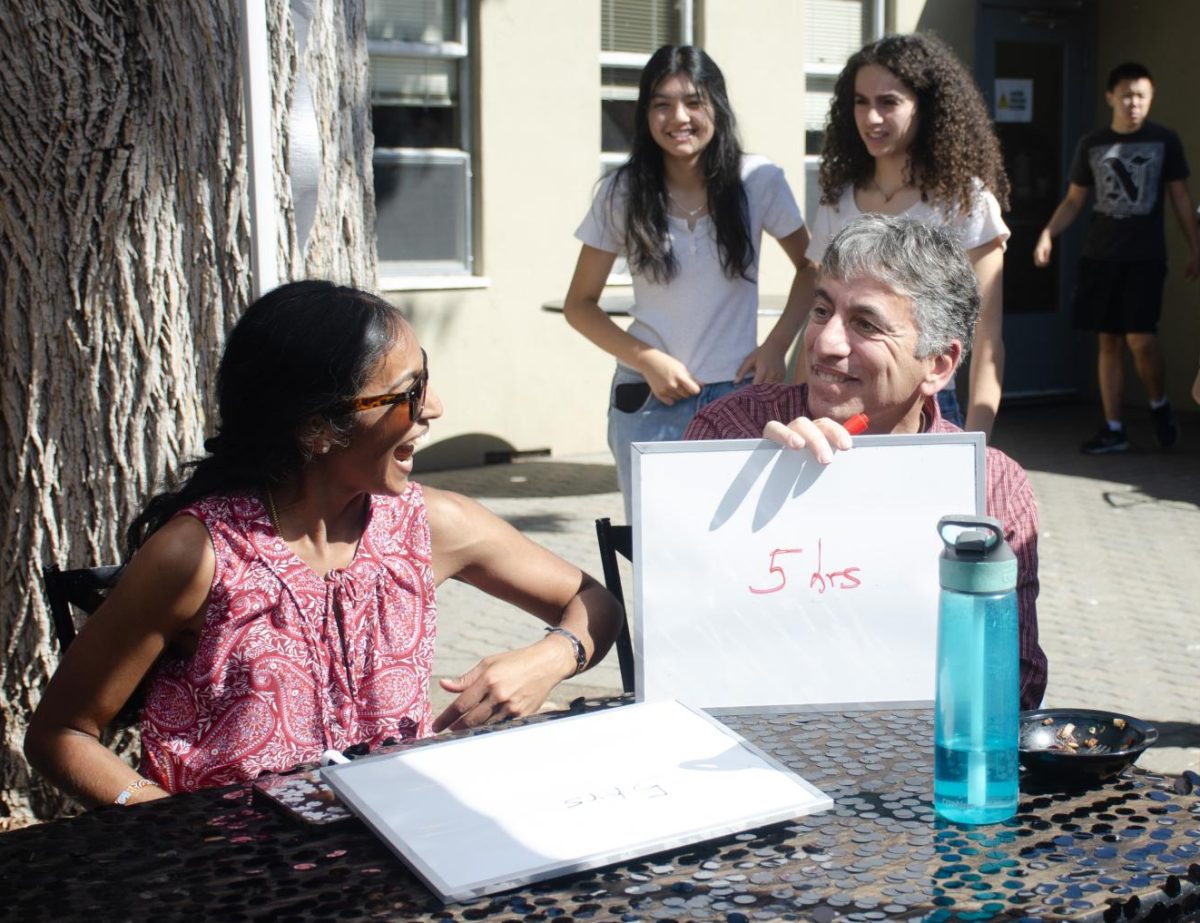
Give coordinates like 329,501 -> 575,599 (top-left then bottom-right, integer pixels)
418,401 -> 1200,775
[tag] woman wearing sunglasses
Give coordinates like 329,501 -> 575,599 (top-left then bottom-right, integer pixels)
26,281 -> 622,806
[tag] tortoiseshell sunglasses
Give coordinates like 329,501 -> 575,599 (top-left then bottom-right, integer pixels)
341,349 -> 428,419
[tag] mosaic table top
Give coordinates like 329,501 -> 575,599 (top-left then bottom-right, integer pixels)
3,702 -> 1198,922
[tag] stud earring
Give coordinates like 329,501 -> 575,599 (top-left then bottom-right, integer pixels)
318,442 -> 330,455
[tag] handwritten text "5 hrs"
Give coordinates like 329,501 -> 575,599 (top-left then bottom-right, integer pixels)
748,539 -> 861,596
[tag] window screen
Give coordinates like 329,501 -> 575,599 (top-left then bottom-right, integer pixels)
367,0 -> 472,275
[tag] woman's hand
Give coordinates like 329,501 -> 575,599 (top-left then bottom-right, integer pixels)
432,635 -> 577,732
736,341 -> 788,385
762,416 -> 854,464
426,488 -> 623,726
636,349 -> 701,404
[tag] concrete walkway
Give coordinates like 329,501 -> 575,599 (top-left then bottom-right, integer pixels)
418,401 -> 1200,775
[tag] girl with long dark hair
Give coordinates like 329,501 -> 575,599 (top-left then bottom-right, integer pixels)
26,281 -> 622,805
564,45 -> 814,516
806,33 -> 1011,438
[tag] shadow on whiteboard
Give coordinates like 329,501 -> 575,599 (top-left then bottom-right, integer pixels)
711,445 -> 828,533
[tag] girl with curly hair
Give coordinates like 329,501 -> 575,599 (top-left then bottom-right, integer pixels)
805,32 -> 1011,438
564,45 -> 815,517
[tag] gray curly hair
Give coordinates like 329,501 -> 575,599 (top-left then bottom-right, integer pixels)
819,214 -> 980,364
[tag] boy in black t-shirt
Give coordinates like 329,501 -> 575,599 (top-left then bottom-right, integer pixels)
1034,62 -> 1200,454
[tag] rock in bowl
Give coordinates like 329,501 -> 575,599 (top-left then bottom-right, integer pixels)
1019,708 -> 1157,786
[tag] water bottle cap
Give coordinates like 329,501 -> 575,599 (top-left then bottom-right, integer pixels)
937,514 -> 1017,593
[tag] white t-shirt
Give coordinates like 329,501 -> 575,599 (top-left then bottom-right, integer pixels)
806,180 -> 1009,264
575,154 -> 804,384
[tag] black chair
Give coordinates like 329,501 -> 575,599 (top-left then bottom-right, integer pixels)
42,563 -> 125,653
41,563 -> 144,726
594,518 -> 635,694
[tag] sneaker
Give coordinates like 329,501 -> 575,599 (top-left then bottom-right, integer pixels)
1081,424 -> 1129,454
1151,401 -> 1180,449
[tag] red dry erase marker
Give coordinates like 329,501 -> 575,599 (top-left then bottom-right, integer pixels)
843,413 -> 870,435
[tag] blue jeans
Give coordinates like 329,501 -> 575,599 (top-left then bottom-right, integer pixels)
608,368 -> 741,522
937,386 -> 964,428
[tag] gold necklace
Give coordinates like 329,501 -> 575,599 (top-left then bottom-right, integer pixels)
265,488 -> 283,536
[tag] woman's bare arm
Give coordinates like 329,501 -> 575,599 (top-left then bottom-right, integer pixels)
25,516 -> 213,806
737,227 -> 817,384
563,244 -> 701,403
964,238 -> 1005,439
425,486 -> 622,732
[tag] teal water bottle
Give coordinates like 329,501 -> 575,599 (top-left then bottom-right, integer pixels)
933,515 -> 1019,824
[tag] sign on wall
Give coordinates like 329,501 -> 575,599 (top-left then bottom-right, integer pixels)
995,78 -> 1034,123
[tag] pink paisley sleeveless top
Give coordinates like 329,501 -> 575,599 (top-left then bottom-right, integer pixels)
139,486 -> 437,792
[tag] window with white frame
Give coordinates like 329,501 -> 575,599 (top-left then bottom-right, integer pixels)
803,0 -> 881,222
367,0 -> 473,277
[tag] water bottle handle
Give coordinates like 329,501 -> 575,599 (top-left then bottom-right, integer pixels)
937,515 -> 1005,554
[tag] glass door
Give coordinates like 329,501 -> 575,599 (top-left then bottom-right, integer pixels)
976,1 -> 1095,398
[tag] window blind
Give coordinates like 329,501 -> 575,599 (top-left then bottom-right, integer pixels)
805,0 -> 865,67
370,56 -> 457,106
366,0 -> 457,44
602,0 -> 679,54
805,74 -> 837,135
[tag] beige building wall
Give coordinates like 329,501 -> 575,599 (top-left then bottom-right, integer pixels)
399,1 -> 820,471
893,0 -> 973,64
397,0 -> 1200,471
396,2 -> 1197,472
397,0 -> 612,469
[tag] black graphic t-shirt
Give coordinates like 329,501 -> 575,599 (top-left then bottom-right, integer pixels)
1069,121 -> 1189,261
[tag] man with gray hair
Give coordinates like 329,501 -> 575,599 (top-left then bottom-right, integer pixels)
686,215 -> 1047,708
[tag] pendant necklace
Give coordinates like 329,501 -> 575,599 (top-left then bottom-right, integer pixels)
667,191 -> 707,219
867,177 -> 910,203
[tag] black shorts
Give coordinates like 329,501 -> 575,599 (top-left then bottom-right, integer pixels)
1070,257 -> 1167,334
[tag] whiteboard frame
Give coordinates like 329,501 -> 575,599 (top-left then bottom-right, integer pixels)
320,700 -> 833,903
631,434 -> 986,712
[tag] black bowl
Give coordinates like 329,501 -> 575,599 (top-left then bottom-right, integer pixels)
1019,708 -> 1157,785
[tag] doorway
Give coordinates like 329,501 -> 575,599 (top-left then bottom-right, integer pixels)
976,1 -> 1095,398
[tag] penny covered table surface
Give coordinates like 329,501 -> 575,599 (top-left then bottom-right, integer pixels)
2,701 -> 1198,922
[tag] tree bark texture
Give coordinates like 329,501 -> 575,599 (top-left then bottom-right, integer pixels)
0,0 -> 375,823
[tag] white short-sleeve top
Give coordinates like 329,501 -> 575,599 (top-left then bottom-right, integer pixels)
806,179 -> 1009,265
575,154 -> 804,385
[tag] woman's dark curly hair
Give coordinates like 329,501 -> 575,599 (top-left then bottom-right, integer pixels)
125,281 -> 404,558
608,44 -> 753,284
818,33 -> 1010,215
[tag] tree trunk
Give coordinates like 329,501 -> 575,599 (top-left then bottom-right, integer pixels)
0,0 -> 375,823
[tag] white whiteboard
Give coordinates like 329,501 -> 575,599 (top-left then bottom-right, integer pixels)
632,434 -> 984,710
320,700 -> 832,903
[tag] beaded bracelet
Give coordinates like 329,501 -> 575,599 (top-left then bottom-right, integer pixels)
113,778 -> 161,806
